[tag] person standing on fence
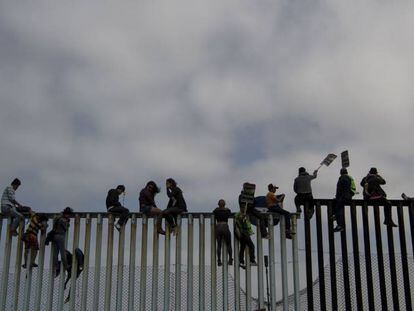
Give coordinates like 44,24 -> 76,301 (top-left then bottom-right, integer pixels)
333,168 -> 356,232
1,178 -> 32,236
106,185 -> 130,232
22,213 -> 48,268
235,203 -> 257,268
360,167 -> 397,227
213,199 -> 233,266
266,184 -> 293,239
163,178 -> 187,235
51,207 -> 74,275
293,167 -> 318,218
139,181 -> 166,235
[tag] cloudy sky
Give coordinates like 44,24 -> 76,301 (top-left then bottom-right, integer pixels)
1,1 -> 414,213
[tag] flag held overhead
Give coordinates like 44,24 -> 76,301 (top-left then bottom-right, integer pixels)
341,150 -> 350,168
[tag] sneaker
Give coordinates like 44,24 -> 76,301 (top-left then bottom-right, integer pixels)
22,264 -> 27,269
31,263 -> 38,268
384,220 -> 397,228
217,261 -> 222,267
333,225 -> 344,232
228,259 -> 233,266
115,223 -> 121,232
157,228 -> 166,235
250,261 -> 258,266
239,263 -> 246,270
285,232 -> 292,239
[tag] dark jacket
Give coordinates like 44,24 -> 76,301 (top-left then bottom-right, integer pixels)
360,174 -> 387,199
336,175 -> 355,200
106,189 -> 122,209
53,214 -> 70,235
167,187 -> 187,211
294,171 -> 317,194
139,188 -> 156,211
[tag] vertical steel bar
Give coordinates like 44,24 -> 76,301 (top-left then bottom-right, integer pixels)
93,214 -> 103,311
175,215 -> 182,311
304,202 -> 314,311
139,216 -> 148,311
116,224 -> 126,311
280,215 -> 288,311
129,215 -> 137,311
199,215 -> 205,311
362,203 -> 375,311
386,211 -> 399,310
233,218 -> 240,311
409,202 -> 414,268
69,215 -> 80,310
34,224 -> 47,311
268,215 -> 277,311
327,202 -> 338,311
210,215 -> 217,311
398,203 -> 412,310
150,217 -> 158,311
163,224 -> 171,311
104,215 -> 115,311
0,218 -> 13,310
13,220 -> 25,311
257,222 -> 264,309
46,236 -> 55,311
222,240 -> 229,311
373,205 -> 388,311
315,202 -> 326,311
340,206 -> 352,311
23,248 -> 33,311
291,215 -> 300,311
0,216 -> 3,244
80,214 -> 92,311
245,249 -> 252,311
57,227 -> 68,310
187,215 -> 194,311
350,203 -> 364,310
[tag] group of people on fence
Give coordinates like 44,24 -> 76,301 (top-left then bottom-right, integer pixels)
1,166 -> 412,271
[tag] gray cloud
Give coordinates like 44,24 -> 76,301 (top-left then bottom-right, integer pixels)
1,1 -> 413,212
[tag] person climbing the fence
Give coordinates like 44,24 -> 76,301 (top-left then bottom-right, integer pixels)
235,202 -> 257,269
163,178 -> 187,235
1,178 -> 32,236
22,212 -> 48,268
332,168 -> 357,232
213,199 -> 233,266
360,167 -> 397,227
106,185 -> 130,232
266,183 -> 293,239
139,181 -> 166,235
49,207 -> 74,276
293,167 -> 318,218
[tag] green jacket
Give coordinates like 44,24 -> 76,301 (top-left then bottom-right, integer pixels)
235,212 -> 254,236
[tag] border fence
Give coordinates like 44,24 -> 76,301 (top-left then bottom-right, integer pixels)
0,199 -> 414,310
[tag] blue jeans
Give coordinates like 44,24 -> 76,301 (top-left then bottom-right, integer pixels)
1,204 -> 24,231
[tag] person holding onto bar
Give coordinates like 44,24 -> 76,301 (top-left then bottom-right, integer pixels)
51,207 -> 74,275
293,167 -> 318,218
333,168 -> 356,232
266,184 -> 293,239
106,185 -> 130,232
361,167 -> 397,227
213,199 -> 233,266
1,178 -> 32,236
22,212 -> 48,268
139,181 -> 166,235
163,178 -> 187,235
235,203 -> 257,269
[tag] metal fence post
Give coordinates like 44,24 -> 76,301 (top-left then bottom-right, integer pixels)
129,215 -> 137,311
280,215 -> 288,310
315,202 -> 326,310
175,215 -> 182,311
163,224 -> 171,311
22,248 -> 33,311
257,220 -> 264,309
80,214 -> 92,311
104,215 -> 115,311
12,220 -> 25,311
268,215 -> 276,311
46,235 -> 56,311
34,226 -> 47,311
199,215 -> 205,311
116,222 -> 126,311
93,214 -> 103,311
150,217 -> 158,311
233,218 -> 240,311
291,215 -> 300,311
69,215 -> 81,310
222,239 -> 229,311
187,214 -> 194,310
210,215 -> 217,311
0,218 -> 13,310
57,226 -> 69,310
140,216 -> 148,311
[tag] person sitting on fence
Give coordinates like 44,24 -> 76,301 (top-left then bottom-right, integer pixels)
360,167 -> 397,227
139,181 -> 166,235
22,212 -> 48,268
333,168 -> 357,232
163,178 -> 187,235
266,184 -> 293,239
293,167 -> 318,218
235,203 -> 257,269
213,199 -> 233,266
49,207 -> 74,275
1,178 -> 32,236
106,185 -> 130,232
